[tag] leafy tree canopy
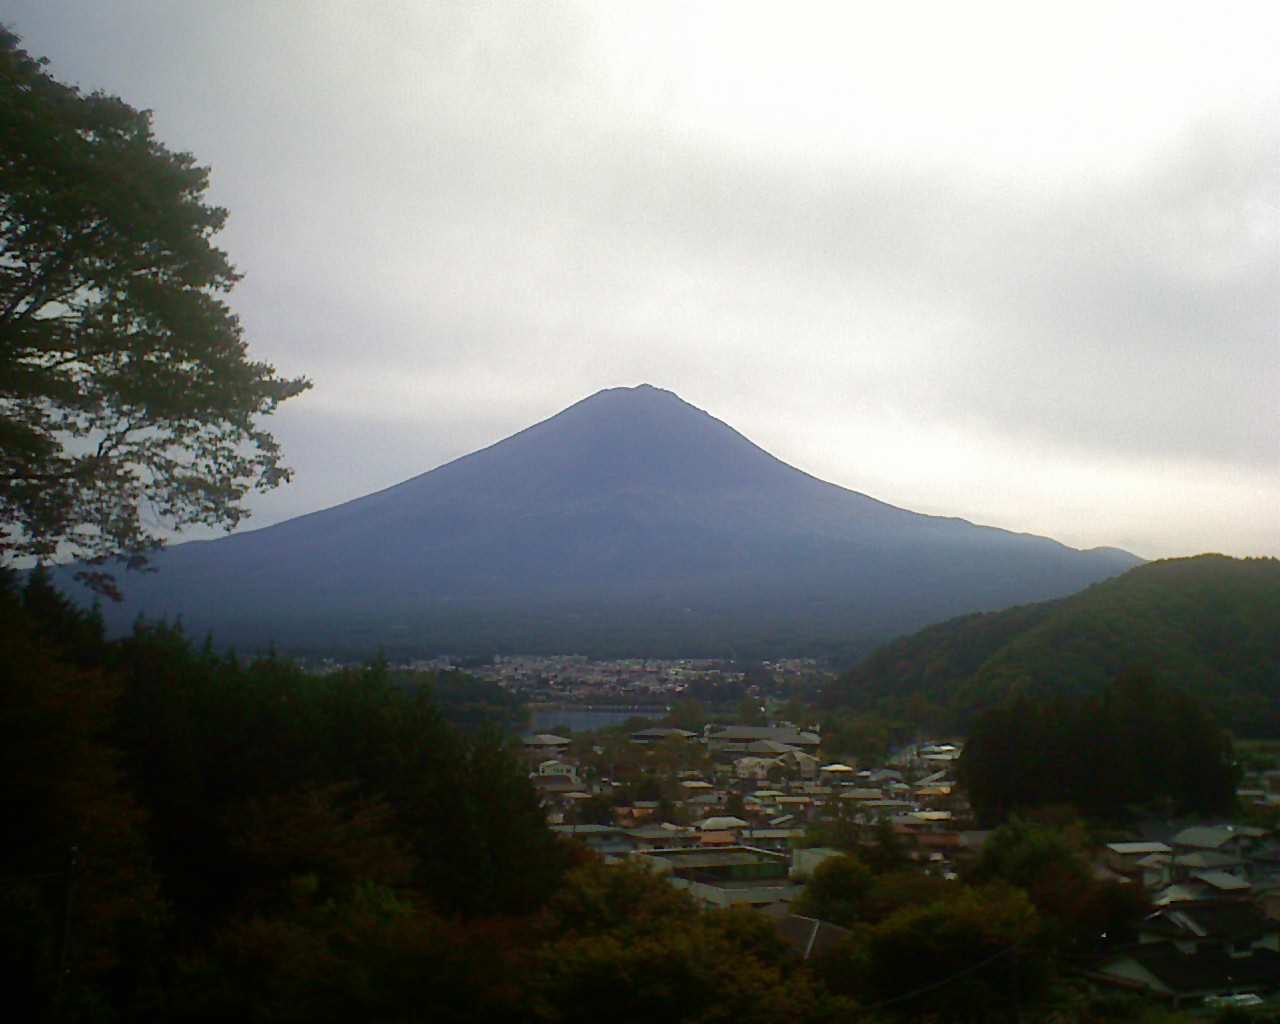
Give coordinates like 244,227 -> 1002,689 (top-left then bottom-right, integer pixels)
824,555 -> 1280,737
0,30 -> 308,587
959,668 -> 1239,824
793,854 -> 874,928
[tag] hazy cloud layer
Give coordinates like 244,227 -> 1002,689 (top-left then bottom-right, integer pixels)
7,1 -> 1278,559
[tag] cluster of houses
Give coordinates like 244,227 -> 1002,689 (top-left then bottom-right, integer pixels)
1087,823 -> 1280,1008
524,722 -> 1280,1007
485,656 -> 745,702
525,725 -> 977,924
467,655 -> 830,704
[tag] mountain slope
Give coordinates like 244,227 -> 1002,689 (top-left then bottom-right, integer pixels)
73,384 -> 1140,658
823,554 -> 1280,731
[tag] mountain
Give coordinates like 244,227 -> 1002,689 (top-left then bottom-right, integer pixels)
822,554 -> 1280,732
71,384 -> 1141,659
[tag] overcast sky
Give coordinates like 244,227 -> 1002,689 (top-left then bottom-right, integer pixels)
7,1 -> 1278,559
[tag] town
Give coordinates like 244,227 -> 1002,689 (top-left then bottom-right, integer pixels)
522,715 -> 1280,1011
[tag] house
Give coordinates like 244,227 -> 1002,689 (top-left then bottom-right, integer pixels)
791,846 -> 845,879
745,739 -> 802,756
1151,872 -> 1251,906
738,827 -> 805,853
630,726 -> 698,744
612,801 -> 661,827
1172,825 -> 1269,861
1105,842 -> 1173,879
1171,849 -> 1248,883
633,845 -> 801,909
700,830 -> 736,847
686,792 -> 727,813
1091,902 -> 1280,1007
734,756 -> 783,781
761,907 -> 853,960
1091,944 -> 1280,1007
837,787 -> 884,803
551,824 -> 635,857
700,815 -> 750,833
708,726 -> 820,761
521,733 -> 571,763
537,758 -> 579,781
1138,903 -> 1279,952
627,823 -> 699,850
779,749 -> 820,779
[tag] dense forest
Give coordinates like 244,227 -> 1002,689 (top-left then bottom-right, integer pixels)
823,555 -> 1280,734
1,573 -> 869,1023
5,571 -> 1226,1024
958,669 -> 1240,824
3,570 -> 573,1019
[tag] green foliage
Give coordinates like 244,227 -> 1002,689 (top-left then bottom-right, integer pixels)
794,855 -> 874,927
823,598 -> 1057,718
818,710 -> 893,765
2,573 -> 581,1019
110,622 -> 568,923
862,817 -> 910,874
5,572 -> 1189,1022
666,696 -> 707,731
959,668 -> 1239,823
820,882 -> 1046,1020
858,870 -> 958,925
0,30 -> 308,581
0,579 -> 164,1020
171,884 -> 534,1024
798,809 -> 863,854
541,859 -> 701,939
971,819 -> 1150,950
736,695 -> 766,725
534,860 -> 842,1024
824,555 -> 1280,736
972,818 -> 1091,889
393,668 -> 529,732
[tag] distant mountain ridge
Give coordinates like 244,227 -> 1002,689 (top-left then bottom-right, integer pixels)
70,384 -> 1141,659
822,554 -> 1280,733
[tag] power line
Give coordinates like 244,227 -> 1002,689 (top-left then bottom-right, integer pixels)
856,937 -> 1027,1014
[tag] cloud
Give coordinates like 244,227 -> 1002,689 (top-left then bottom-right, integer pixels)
6,0 -> 1279,559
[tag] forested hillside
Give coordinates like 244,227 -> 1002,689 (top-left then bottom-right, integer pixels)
959,669 -> 1239,824
1,573 -> 849,1022
823,555 -> 1280,734
0,572 -> 1243,1022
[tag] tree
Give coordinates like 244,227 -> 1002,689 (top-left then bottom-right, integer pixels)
793,854 -> 874,927
666,697 -> 706,732
862,816 -> 910,873
0,577 -> 166,1017
736,695 -> 765,725
0,30 -> 308,587
972,818 -> 1150,951
819,883 -> 1046,1019
533,861 -> 840,1024
959,670 -> 1239,823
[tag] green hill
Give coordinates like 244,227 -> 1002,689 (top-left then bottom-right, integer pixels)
822,554 -> 1280,735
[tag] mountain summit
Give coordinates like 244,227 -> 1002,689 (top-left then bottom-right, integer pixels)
81,385 -> 1140,659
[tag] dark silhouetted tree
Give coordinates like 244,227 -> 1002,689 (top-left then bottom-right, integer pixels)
0,29 -> 308,586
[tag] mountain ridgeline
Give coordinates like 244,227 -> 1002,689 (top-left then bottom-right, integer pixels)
823,554 -> 1280,734
76,385 -> 1139,659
